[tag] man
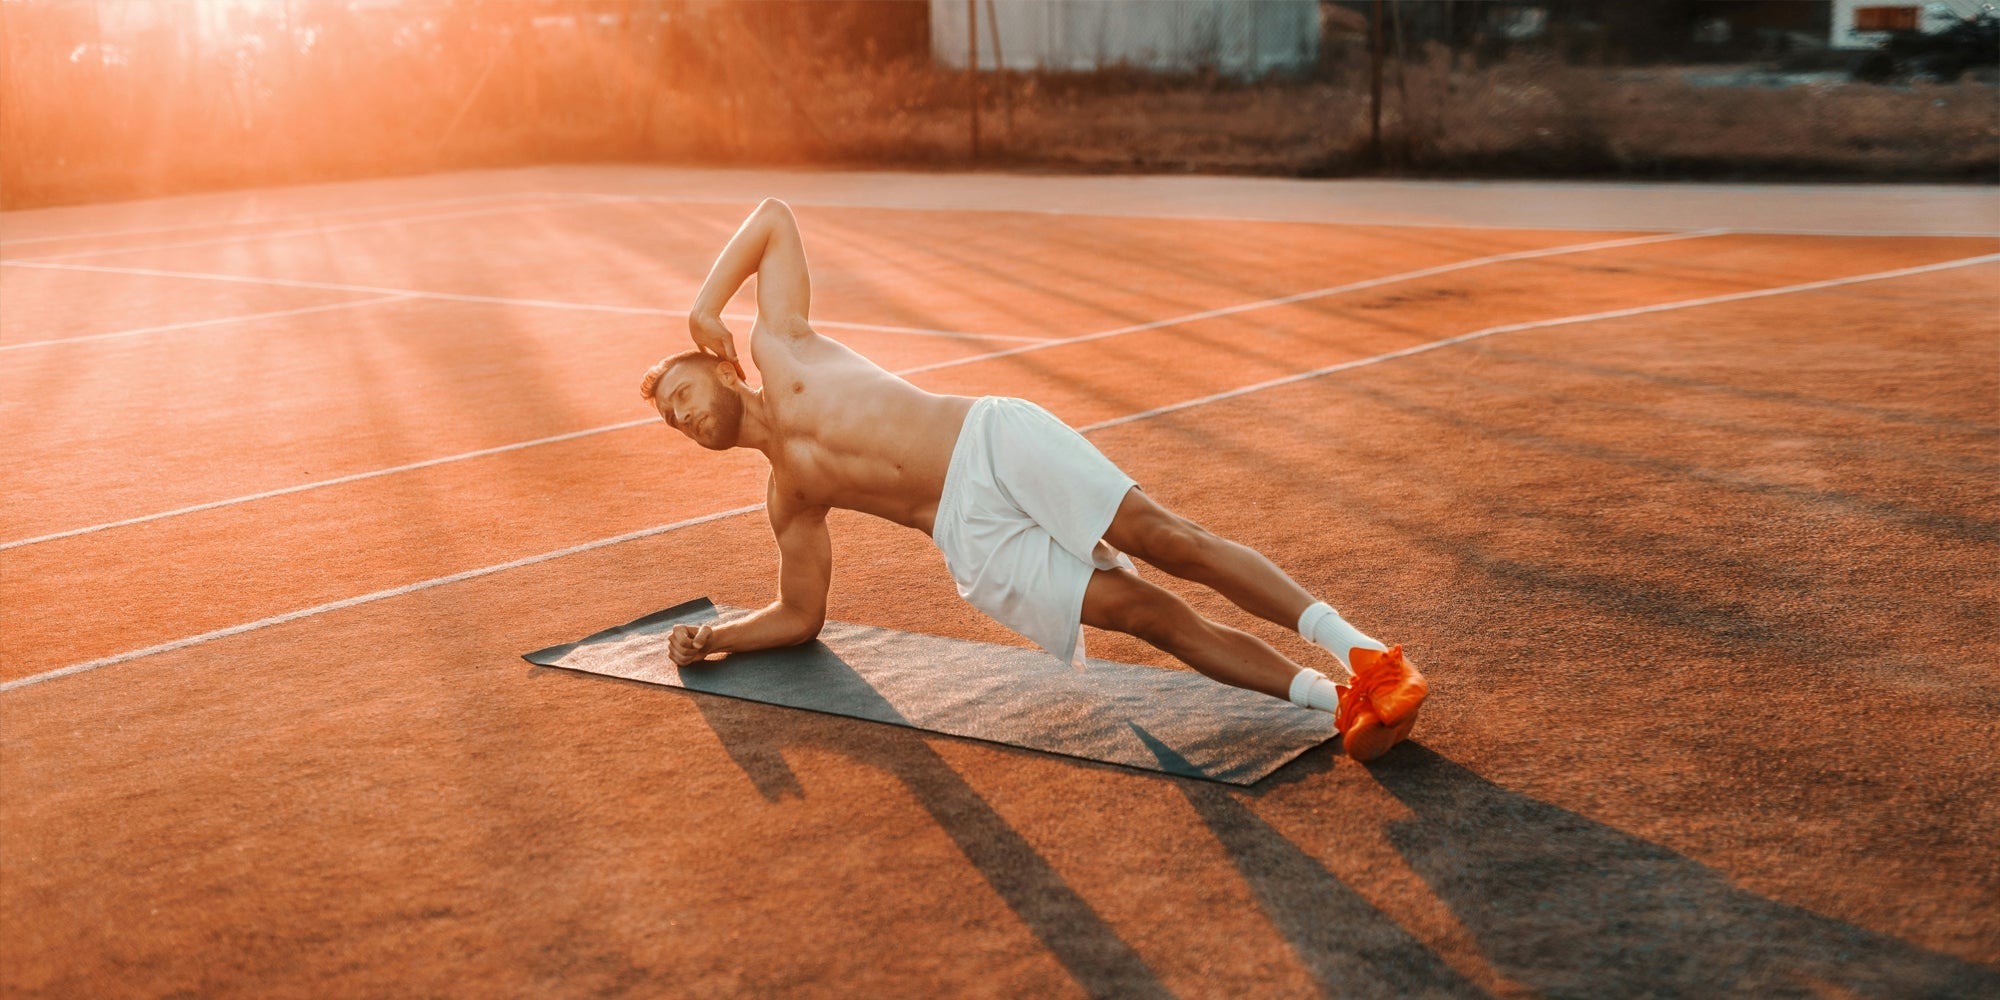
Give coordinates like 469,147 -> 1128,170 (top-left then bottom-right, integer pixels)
642,199 -> 1427,761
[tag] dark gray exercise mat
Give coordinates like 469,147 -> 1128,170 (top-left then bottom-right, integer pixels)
525,598 -> 1335,785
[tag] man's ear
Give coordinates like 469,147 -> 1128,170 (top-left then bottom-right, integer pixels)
715,361 -> 739,387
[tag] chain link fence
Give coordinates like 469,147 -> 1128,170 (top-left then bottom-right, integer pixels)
2,0 -> 1993,209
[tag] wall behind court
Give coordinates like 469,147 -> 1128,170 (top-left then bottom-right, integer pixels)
929,0 -> 1317,79
1,0 -> 1991,211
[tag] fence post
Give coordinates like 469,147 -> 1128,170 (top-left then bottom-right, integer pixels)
986,0 -> 1010,135
1370,0 -> 1384,168
1391,0 -> 1409,165
967,0 -> 979,160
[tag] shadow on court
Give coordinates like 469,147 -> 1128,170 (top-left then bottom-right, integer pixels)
668,668 -> 1176,1000
1352,745 -> 1999,998
668,673 -> 1998,999
1134,726 -> 1489,998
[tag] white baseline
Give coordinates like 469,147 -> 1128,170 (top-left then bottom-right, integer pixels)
0,230 -> 1710,551
0,191 -> 549,250
0,259 -> 1047,344
0,295 -> 411,353
9,245 -> 1990,693
8,198 -> 586,263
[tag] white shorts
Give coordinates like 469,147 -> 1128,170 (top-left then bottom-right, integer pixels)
931,397 -> 1138,668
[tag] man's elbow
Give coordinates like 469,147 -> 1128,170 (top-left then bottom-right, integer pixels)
784,606 -> 825,646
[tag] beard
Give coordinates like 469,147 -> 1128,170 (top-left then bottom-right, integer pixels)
697,388 -> 745,450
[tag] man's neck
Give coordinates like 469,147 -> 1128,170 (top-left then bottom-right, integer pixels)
734,389 -> 777,455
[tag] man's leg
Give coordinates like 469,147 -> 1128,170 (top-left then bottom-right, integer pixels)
1100,488 -> 1387,674
1098,486 -> 1427,746
1078,564 -> 1303,700
1080,564 -> 1423,760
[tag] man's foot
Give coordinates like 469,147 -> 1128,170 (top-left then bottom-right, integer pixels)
1349,645 -> 1427,725
1334,645 -> 1428,762
1335,695 -> 1422,762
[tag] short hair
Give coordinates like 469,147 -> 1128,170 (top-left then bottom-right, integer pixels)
640,349 -> 721,403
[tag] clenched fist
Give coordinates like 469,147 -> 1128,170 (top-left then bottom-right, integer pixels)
669,623 -> 717,666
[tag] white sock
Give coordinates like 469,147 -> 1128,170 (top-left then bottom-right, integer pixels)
1288,667 -> 1343,713
1298,601 -> 1387,676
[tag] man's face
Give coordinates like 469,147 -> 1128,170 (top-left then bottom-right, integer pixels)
656,361 -> 744,451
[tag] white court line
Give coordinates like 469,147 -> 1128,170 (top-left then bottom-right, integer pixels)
0,504 -> 765,694
0,191 -> 548,250
0,294 -> 410,353
13,246 -> 1990,693
0,418 -> 660,552
9,198 -> 580,263
568,190 -> 2000,239
893,229 -> 1725,376
0,260 -> 1041,343
807,319 -> 1050,343
1079,250 -> 2000,433
0,231 -> 1701,550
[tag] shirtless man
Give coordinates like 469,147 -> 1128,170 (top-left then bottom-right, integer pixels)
643,199 -> 1427,760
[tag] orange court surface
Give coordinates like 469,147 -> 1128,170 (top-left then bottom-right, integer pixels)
3,167 -> 1998,997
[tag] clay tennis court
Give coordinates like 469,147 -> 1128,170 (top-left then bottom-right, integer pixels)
3,169 -> 1997,997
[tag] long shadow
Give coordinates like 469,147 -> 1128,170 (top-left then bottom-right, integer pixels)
1082,388 -> 1846,664
1330,375 -> 2000,546
1367,745 -> 2000,998
1130,725 -> 1487,999
1074,340 -> 1997,659
1432,355 -> 2000,479
652,657 -> 1176,1000
1475,343 -> 2000,438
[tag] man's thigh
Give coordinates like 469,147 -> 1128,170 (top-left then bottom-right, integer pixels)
1100,487 -> 1204,568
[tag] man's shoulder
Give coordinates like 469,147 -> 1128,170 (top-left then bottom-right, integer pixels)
765,465 -> 829,516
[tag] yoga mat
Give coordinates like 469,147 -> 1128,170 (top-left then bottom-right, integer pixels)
525,598 -> 1336,785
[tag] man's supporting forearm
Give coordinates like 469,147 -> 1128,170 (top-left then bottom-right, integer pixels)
707,600 -> 822,656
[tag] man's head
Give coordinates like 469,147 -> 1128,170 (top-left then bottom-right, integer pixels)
640,349 -> 746,450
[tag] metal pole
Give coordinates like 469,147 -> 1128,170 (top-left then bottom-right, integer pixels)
1370,0 -> 1384,168
1391,0 -> 1409,165
986,0 -> 1010,135
966,0 -> 979,159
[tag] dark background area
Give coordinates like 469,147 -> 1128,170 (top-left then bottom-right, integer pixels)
2,0 -> 1994,210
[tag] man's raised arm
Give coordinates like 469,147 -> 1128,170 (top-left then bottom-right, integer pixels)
668,481 -> 831,667
686,198 -> 813,377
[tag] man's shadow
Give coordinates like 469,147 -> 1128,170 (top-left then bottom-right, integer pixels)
1140,732 -> 2000,998
1356,745 -> 1998,998
627,649 -> 1179,1000
550,645 -> 1998,999
680,678 -> 1498,999
1131,725 -> 1489,997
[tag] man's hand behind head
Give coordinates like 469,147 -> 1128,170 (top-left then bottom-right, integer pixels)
689,314 -> 745,380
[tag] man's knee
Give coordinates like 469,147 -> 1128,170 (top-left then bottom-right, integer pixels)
1107,588 -> 1205,651
1117,502 -> 1216,572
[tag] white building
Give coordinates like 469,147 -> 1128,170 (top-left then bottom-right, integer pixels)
1830,0 -> 1990,49
931,0 -> 1318,79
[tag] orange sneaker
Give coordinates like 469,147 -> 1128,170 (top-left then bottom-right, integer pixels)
1335,645 -> 1428,762
1335,693 -> 1421,762
1348,645 -> 1427,726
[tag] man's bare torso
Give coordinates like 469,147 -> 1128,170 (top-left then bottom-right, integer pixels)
753,318 -> 975,534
